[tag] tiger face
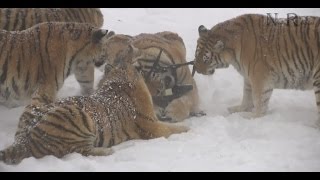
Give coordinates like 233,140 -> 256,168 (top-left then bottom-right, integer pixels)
194,25 -> 229,75
141,70 -> 176,97
103,36 -> 176,97
68,29 -> 115,69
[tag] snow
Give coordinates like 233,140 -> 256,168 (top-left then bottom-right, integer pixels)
1,8 -> 320,172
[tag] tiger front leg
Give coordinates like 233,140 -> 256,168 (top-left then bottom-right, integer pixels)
228,79 -> 254,113
136,117 -> 189,139
75,60 -> 95,96
241,79 -> 273,119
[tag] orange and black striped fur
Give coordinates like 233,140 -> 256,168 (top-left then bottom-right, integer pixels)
0,45 -> 188,165
104,32 -> 200,122
0,8 -> 103,31
194,14 -> 320,118
0,22 -> 114,108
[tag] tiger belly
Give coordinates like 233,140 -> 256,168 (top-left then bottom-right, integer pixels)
272,72 -> 313,90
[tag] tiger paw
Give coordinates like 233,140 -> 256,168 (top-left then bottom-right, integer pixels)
239,112 -> 264,119
171,124 -> 190,134
190,111 -> 206,117
160,121 -> 190,134
228,105 -> 252,114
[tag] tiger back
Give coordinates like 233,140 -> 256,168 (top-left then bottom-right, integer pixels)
0,45 -> 188,165
0,8 -> 104,31
0,22 -> 114,108
104,32 -> 201,122
194,14 -> 320,119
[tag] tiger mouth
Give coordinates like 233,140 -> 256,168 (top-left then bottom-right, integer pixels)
208,69 -> 215,75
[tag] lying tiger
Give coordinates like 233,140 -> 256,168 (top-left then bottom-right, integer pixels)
104,32 -> 202,122
0,45 -> 188,165
0,22 -> 114,108
193,13 -> 320,119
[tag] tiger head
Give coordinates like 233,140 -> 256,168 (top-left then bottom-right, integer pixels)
103,34 -> 133,65
194,25 -> 229,75
101,34 -> 178,97
98,44 -> 142,91
91,29 -> 116,67
66,25 -> 115,71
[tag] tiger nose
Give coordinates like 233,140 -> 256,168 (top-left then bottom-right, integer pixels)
94,60 -> 104,67
164,75 -> 175,88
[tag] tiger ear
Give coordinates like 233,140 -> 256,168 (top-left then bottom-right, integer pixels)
106,31 -> 115,39
129,44 -> 139,54
198,25 -> 208,36
213,40 -> 224,52
92,29 -> 109,43
132,61 -> 142,73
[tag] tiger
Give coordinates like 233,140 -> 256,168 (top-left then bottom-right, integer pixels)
0,22 -> 115,108
193,13 -> 320,119
0,8 -> 104,31
0,45 -> 189,165
104,32 -> 202,122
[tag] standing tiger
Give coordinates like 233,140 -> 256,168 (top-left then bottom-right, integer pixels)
0,22 -> 114,108
193,13 -> 320,119
0,8 -> 104,30
0,45 -> 189,165
104,32 -> 201,122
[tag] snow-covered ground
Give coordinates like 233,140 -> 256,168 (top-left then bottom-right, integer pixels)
1,8 -> 320,172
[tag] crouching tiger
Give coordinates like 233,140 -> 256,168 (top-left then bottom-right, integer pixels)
104,31 -> 203,122
0,22 -> 115,108
0,45 -> 188,165
193,13 -> 320,119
